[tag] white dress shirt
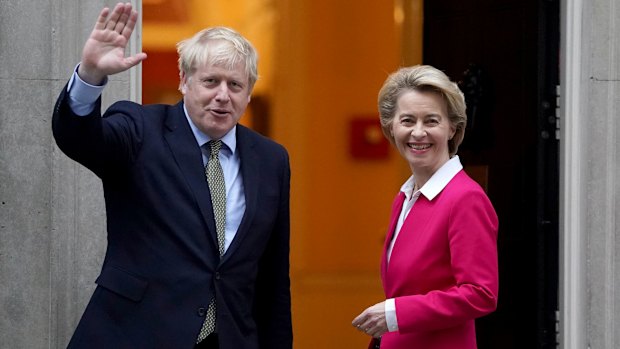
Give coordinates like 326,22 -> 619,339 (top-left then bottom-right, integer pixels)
185,104 -> 245,252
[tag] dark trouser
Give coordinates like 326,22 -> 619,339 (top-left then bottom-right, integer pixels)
194,334 -> 219,349
369,337 -> 381,349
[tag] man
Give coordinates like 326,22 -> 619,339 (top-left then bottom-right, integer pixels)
52,3 -> 292,349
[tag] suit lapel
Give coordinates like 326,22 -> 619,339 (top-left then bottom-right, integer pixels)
162,102 -> 218,249
221,125 -> 258,263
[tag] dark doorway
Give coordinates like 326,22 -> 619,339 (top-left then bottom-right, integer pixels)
423,0 -> 560,348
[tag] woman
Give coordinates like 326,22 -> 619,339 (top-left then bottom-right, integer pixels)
352,65 -> 498,349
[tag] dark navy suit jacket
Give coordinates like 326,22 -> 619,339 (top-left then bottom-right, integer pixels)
52,85 -> 292,349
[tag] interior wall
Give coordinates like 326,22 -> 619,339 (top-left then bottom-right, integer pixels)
271,1 -> 420,348
142,0 -> 276,98
142,1 -> 421,347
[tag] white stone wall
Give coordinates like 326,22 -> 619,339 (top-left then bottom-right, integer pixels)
562,0 -> 620,348
0,1 -> 140,347
583,0 -> 620,347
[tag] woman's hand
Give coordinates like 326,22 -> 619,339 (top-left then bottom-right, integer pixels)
352,301 -> 389,338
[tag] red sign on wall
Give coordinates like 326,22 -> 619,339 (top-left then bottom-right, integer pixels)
349,116 -> 390,159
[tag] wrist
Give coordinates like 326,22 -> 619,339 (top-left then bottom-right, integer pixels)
77,63 -> 106,86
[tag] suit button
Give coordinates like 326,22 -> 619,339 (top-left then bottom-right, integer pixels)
197,307 -> 206,317
215,272 -> 221,280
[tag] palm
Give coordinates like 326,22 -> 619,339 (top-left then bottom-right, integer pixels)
83,30 -> 130,74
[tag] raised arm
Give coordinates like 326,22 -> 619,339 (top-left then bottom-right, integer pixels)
78,2 -> 147,85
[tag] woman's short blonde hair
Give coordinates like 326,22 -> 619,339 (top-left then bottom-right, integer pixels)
176,27 -> 258,90
378,65 -> 467,157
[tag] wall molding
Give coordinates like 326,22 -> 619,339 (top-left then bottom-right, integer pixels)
559,0 -> 587,348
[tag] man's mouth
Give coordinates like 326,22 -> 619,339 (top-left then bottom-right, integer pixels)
210,108 -> 230,116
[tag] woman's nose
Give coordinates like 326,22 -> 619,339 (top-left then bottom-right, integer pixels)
411,124 -> 426,138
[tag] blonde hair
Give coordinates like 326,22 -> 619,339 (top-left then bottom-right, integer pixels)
177,27 -> 258,90
378,65 -> 467,157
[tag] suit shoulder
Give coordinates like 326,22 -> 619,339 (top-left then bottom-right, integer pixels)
106,101 -> 170,116
103,101 -> 180,129
238,124 -> 289,155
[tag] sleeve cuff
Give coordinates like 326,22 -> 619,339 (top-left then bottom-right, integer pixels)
385,298 -> 399,332
68,63 -> 107,116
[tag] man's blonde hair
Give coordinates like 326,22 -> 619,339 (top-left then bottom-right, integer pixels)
177,27 -> 258,90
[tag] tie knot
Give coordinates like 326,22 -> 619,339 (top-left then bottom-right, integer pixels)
209,140 -> 222,157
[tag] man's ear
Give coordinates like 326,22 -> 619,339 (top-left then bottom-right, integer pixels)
179,71 -> 187,94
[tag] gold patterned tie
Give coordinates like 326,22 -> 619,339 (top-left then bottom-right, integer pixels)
197,140 -> 227,343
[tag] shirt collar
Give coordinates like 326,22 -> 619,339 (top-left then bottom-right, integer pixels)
183,103 -> 237,154
400,155 -> 463,201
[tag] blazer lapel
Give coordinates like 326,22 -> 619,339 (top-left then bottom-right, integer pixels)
220,125 -> 258,264
384,195 -> 436,287
162,102 -> 218,248
381,192 -> 406,283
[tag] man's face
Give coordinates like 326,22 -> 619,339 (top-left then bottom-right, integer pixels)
181,54 -> 251,139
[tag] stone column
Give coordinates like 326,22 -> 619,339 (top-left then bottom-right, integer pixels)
0,1 -> 141,348
582,0 -> 620,347
562,0 -> 620,348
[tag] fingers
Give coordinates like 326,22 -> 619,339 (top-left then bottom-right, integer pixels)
93,3 -> 133,35
104,3 -> 127,31
352,311 -> 372,335
121,7 -> 139,41
123,52 -> 148,69
352,306 -> 387,338
94,7 -> 111,31
91,3 -> 138,44
114,4 -> 134,34
354,322 -> 381,338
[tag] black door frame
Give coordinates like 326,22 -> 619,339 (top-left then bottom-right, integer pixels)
535,0 -> 560,347
421,0 -> 561,347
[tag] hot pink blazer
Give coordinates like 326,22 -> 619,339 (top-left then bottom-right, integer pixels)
379,170 -> 498,349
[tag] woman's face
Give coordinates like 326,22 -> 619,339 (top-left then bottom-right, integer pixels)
391,89 -> 456,179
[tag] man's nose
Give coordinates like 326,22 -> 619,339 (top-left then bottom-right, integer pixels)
215,83 -> 230,101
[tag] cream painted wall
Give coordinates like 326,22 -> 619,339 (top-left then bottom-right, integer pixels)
270,1 -> 422,347
143,0 -> 276,95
